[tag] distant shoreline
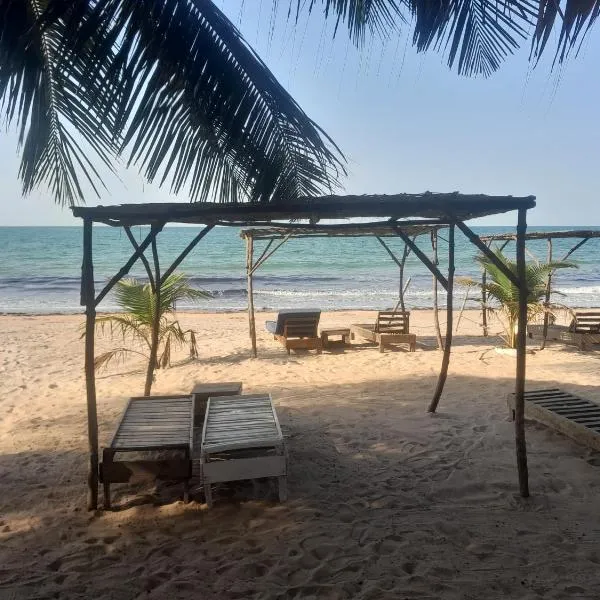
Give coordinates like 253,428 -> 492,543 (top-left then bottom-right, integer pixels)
2,305 -> 599,318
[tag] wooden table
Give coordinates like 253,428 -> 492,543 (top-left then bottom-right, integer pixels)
320,327 -> 351,348
190,381 -> 243,426
201,394 -> 287,507
101,395 -> 194,509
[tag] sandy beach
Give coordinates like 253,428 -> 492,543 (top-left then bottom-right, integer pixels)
2,308 -> 600,599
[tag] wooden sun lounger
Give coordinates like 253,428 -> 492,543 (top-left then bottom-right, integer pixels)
201,394 -> 287,507
100,395 -> 194,509
350,311 -> 416,353
507,388 -> 600,451
529,312 -> 600,350
265,310 -> 322,354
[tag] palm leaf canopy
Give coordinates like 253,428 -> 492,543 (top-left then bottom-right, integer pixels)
3,1 -> 598,206
303,0 -> 600,75
1,0 -> 344,206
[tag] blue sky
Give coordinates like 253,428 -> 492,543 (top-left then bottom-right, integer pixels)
1,2 -> 599,226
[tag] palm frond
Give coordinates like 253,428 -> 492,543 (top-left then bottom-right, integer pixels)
82,0 -> 344,203
95,313 -> 151,348
301,0 -> 403,42
0,0 -> 121,206
303,0 -> 600,76
94,347 -> 148,371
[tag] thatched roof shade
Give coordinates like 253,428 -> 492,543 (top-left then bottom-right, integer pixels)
480,229 -> 600,242
71,192 -> 536,227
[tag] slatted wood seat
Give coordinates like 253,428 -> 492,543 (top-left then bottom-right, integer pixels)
507,388 -> 600,451
190,381 -> 243,426
201,394 -> 287,507
350,311 -> 416,353
100,395 -> 194,509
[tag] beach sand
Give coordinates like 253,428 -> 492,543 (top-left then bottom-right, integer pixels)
1,309 -> 600,599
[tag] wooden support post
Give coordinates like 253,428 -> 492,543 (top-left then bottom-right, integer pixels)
481,241 -> 490,337
246,236 -> 257,357
429,224 -> 455,413
481,267 -> 488,336
125,226 -> 155,291
82,219 -> 99,510
515,208 -> 530,498
456,222 -> 519,288
431,230 -> 444,351
144,229 -> 161,396
250,234 -> 292,275
398,243 -> 410,313
95,224 -> 163,306
541,238 -> 553,350
394,226 -> 449,290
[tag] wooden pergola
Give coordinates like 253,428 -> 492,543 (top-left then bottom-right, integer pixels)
72,192 -> 536,510
239,223 -> 447,357
479,230 -> 600,345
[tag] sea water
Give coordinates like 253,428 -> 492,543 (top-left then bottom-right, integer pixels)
1,225 -> 599,314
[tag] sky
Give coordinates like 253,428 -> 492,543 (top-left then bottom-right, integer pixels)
1,2 -> 600,226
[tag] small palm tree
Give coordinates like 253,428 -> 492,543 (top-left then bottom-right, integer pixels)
460,250 -> 577,348
94,274 -> 209,389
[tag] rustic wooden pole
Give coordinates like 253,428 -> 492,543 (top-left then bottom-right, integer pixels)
94,225 -> 162,306
541,238 -> 553,350
515,208 -> 530,498
125,226 -> 155,291
246,236 -> 257,357
429,224 -> 455,413
394,227 -> 448,290
159,224 -> 214,286
456,222 -> 519,288
481,242 -> 489,337
398,242 -> 411,313
82,219 -> 99,510
144,229 -> 161,396
431,230 -> 444,350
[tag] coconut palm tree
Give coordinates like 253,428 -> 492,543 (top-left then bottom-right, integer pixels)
1,1 -> 597,208
94,273 -> 208,394
460,249 -> 577,348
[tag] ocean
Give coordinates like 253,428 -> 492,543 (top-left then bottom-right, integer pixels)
1,225 -> 599,314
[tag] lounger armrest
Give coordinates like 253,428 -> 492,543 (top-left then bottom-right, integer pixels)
265,320 -> 277,334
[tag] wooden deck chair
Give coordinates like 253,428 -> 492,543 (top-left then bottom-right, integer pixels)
265,309 -> 322,354
507,388 -> 600,451
350,311 -> 416,353
532,312 -> 600,350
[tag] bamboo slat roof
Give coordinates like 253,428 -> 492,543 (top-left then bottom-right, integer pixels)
71,192 -> 536,227
480,229 -> 600,242
240,223 -> 444,239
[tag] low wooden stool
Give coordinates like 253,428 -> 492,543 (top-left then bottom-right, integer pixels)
320,328 -> 351,349
190,381 -> 243,426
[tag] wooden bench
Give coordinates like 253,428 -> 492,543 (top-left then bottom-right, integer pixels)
351,311 -> 416,353
201,394 -> 287,507
100,395 -> 194,509
507,388 -> 600,451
